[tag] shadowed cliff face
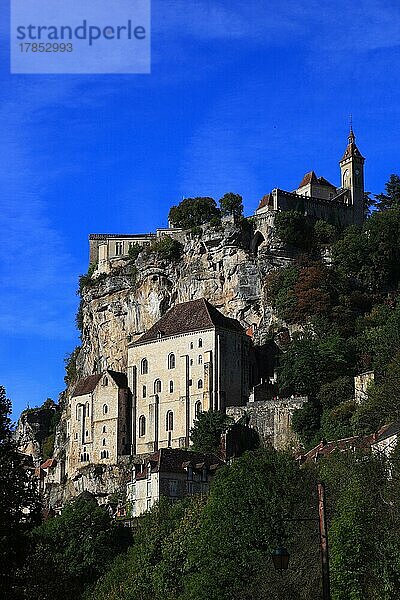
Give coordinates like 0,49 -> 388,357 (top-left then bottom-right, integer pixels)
76,219 -> 289,377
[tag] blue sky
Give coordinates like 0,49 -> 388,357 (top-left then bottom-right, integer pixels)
1,0 -> 400,420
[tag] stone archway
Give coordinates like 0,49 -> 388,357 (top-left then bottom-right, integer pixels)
251,230 -> 265,256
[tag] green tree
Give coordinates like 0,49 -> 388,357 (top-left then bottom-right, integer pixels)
147,235 -> 183,261
190,410 -> 233,453
0,386 -> 41,599
317,376 -> 354,411
374,174 -> 400,211
184,449 -> 320,600
274,210 -> 314,250
24,494 -> 128,600
168,197 -> 220,229
313,219 -> 338,246
319,450 -> 400,599
219,192 -> 244,219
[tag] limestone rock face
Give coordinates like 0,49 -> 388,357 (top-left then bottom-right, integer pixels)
14,404 -> 57,466
77,219 -> 288,377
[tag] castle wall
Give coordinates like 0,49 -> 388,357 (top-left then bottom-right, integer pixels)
226,396 -> 307,450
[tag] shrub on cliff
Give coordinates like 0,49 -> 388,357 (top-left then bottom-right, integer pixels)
147,235 -> 183,261
169,196 -> 220,229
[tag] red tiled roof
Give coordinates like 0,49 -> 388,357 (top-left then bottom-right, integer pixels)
72,374 -> 102,398
257,193 -> 273,210
133,299 -> 244,345
298,171 -> 318,188
136,448 -> 224,476
72,370 -> 128,397
41,458 -> 57,470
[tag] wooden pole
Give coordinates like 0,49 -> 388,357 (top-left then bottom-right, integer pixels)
317,482 -> 331,600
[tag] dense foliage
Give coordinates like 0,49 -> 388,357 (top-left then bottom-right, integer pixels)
268,175 -> 400,447
169,197 -> 221,229
0,386 -> 41,599
190,409 -> 233,453
21,495 -> 130,600
146,235 -> 183,261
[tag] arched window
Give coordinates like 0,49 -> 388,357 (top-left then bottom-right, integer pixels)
169,380 -> 174,393
190,342 -> 194,350
195,401 -> 202,419
141,358 -> 148,375
139,415 -> 146,437
102,425 -> 106,433
76,405 -> 81,420
143,385 -> 147,398
154,379 -> 162,394
102,438 -> 106,446
198,355 -> 203,364
168,353 -> 176,369
86,402 -> 90,418
103,404 -> 108,415
197,379 -> 203,389
103,376 -> 108,386
198,338 -> 203,348
166,410 -> 174,431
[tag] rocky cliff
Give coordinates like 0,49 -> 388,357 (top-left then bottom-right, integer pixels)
77,216 -> 289,377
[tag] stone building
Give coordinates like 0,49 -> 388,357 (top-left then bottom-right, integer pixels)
126,448 -> 223,516
67,370 -> 131,476
127,298 -> 255,455
255,128 -> 365,228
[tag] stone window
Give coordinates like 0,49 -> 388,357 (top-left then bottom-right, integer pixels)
197,379 -> 203,389
169,380 -> 174,393
100,450 -> 109,459
169,479 -> 178,496
115,241 -> 123,256
103,404 -> 108,415
198,338 -> 203,348
103,376 -> 108,386
190,342 -> 194,350
195,401 -> 202,419
143,385 -> 147,398
86,402 -> 90,417
154,379 -> 162,394
168,353 -> 176,369
190,358 -> 193,366
141,358 -> 148,375
139,415 -> 146,437
166,410 -> 174,431
102,438 -> 107,446
102,425 -> 107,433
198,355 -> 203,364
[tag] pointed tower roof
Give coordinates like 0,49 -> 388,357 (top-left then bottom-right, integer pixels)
298,171 -> 318,188
340,127 -> 365,162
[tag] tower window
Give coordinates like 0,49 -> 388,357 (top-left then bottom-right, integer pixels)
141,358 -> 148,375
195,401 -> 202,419
197,379 -> 203,389
139,415 -> 146,437
190,342 -> 194,350
102,425 -> 107,433
102,438 -> 107,446
168,353 -> 176,369
143,385 -> 147,398
154,379 -> 162,394
169,380 -> 174,393
198,355 -> 203,364
166,410 -> 174,432
198,338 -> 203,348
103,404 -> 108,415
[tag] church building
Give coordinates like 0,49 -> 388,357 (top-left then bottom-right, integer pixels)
127,298 -> 254,455
255,127 -> 365,226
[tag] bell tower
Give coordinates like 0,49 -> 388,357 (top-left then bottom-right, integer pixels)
339,126 -> 365,225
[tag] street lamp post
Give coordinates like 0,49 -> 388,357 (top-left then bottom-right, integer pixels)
271,482 -> 331,600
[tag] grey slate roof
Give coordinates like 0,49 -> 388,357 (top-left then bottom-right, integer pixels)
133,298 -> 245,345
